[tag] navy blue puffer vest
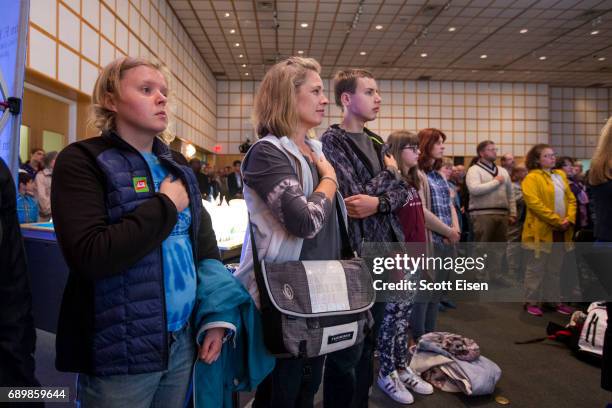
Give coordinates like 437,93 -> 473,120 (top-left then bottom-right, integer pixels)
92,132 -> 201,375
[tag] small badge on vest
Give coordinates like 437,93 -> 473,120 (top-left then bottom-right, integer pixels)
327,331 -> 354,345
133,176 -> 149,193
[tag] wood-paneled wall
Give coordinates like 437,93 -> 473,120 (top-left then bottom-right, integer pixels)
22,88 -> 69,150
213,154 -> 244,170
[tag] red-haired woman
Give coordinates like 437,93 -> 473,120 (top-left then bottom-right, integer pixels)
410,129 -> 460,341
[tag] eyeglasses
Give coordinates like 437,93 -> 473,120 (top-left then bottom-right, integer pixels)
403,145 -> 420,153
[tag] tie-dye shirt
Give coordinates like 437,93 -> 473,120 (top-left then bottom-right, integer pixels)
142,152 -> 196,332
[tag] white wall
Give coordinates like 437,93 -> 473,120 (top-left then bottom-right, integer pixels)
28,0 -> 217,150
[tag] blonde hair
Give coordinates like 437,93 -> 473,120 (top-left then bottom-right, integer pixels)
441,158 -> 454,169
589,117 -> 612,186
89,57 -> 174,143
252,56 -> 321,138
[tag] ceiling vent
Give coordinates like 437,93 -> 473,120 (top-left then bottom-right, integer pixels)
587,83 -> 604,88
577,10 -> 599,20
212,71 -> 226,76
422,4 -> 443,15
417,75 -> 432,81
256,1 -> 274,11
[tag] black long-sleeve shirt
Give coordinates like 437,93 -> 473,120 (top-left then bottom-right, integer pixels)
590,179 -> 612,241
51,141 -> 219,280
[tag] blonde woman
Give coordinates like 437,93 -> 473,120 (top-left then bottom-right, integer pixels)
234,57 -> 343,407
521,144 -> 576,316
588,118 -> 612,243
50,57 -> 266,407
588,118 -> 612,390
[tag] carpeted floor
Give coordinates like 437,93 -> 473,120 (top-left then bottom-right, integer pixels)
366,302 -> 610,408
34,302 -> 611,407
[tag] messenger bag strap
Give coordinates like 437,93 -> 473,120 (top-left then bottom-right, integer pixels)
248,216 -> 273,311
335,197 -> 357,260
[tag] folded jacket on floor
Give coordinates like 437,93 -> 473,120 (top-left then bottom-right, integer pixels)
410,333 -> 501,396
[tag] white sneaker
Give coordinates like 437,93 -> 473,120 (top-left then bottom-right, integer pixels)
377,370 -> 414,404
398,367 -> 434,395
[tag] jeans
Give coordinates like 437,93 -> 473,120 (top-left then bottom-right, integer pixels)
323,341 -> 363,407
409,301 -> 439,340
253,356 -> 325,408
77,322 -> 195,408
354,302 -> 385,408
523,248 -> 564,303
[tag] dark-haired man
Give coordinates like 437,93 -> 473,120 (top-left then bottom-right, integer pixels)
227,160 -> 243,199
21,148 -> 45,179
321,69 -> 430,407
466,141 -> 516,285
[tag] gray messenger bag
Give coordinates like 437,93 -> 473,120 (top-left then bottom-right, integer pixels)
250,200 -> 375,358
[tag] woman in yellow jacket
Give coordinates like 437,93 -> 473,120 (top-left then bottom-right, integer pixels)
521,144 -> 576,316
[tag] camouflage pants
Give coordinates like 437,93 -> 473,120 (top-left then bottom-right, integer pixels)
377,301 -> 413,376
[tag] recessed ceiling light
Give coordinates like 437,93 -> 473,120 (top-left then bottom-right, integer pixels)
420,53 -> 428,57
539,56 -> 547,60
598,57 -> 606,61
230,29 -> 236,34
245,72 -> 249,76
375,25 -> 383,30
238,54 -> 243,58
448,27 -> 456,32
519,28 -> 528,34
241,64 -> 247,68
300,23 -> 309,28
360,51 -> 367,56
234,42 -> 240,47
297,50 -> 304,54
471,69 -> 478,73
498,70 -> 505,74
480,54 -> 487,59
591,30 -> 599,35
224,12 -> 230,17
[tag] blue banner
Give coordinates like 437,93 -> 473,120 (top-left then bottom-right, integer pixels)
0,0 -> 29,177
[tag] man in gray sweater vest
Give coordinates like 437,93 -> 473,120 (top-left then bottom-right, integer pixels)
466,141 -> 516,285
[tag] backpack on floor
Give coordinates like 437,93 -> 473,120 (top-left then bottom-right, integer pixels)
515,302 -> 606,363
577,301 -> 606,358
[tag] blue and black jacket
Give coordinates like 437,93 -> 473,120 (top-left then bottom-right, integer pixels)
51,131 -> 220,376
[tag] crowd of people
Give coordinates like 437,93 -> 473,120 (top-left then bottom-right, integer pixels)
16,148 -> 57,223
188,158 -> 244,203
2,54 -> 611,408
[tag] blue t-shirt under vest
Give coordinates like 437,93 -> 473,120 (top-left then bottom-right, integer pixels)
142,152 -> 196,332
